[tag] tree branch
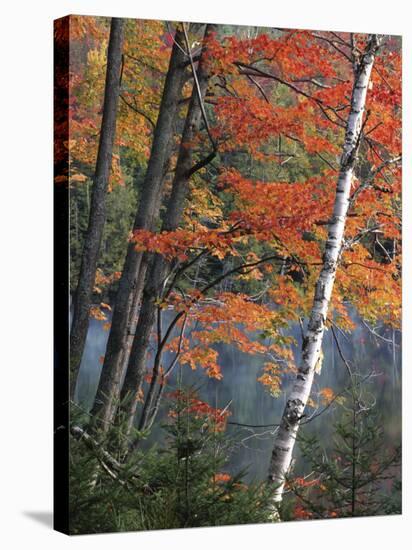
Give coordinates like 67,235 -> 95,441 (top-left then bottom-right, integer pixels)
119,94 -> 155,129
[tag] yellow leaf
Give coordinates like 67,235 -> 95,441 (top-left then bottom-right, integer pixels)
70,173 -> 88,182
319,387 -> 335,405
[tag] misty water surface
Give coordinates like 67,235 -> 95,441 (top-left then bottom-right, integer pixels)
74,309 -> 401,481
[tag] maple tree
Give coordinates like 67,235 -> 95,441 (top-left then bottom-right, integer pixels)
65,17 -> 401,520
120,31 -> 400,451
90,23 -> 207,432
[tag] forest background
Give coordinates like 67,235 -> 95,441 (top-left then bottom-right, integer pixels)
0,3 -> 407,545
63,11 -> 402,530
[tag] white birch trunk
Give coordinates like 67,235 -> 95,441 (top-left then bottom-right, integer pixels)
268,34 -> 381,503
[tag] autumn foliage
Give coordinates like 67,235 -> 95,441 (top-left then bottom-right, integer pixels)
64,17 -> 402,534
66,17 -> 401,469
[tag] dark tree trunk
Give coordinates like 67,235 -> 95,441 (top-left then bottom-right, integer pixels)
118,129 -> 179,379
119,24 -> 216,438
90,25 -> 192,430
70,18 -> 125,399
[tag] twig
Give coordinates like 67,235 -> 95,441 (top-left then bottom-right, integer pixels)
182,23 -> 217,152
316,152 -> 338,172
119,94 -> 155,129
246,73 -> 271,102
331,325 -> 353,379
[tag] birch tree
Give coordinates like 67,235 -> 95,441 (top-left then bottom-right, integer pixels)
70,18 -> 125,399
268,34 -> 382,503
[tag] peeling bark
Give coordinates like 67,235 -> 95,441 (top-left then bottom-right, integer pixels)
70,19 -> 125,399
268,35 -> 381,503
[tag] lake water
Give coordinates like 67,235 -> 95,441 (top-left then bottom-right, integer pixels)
74,309 -> 401,481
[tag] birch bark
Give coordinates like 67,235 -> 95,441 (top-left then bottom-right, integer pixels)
268,34 -> 381,503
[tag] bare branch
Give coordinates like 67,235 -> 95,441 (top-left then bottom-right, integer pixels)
119,94 -> 155,129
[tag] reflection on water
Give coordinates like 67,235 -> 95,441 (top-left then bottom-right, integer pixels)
74,310 -> 401,482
